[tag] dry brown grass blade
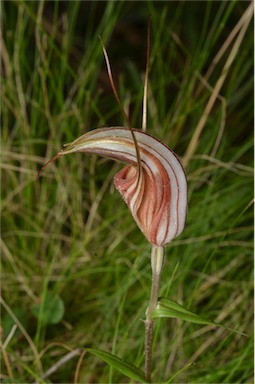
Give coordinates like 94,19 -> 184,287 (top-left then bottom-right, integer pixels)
183,2 -> 254,167
2,325 -> 18,378
0,25 -> 11,80
13,5 -> 30,135
99,36 -> 142,179
73,349 -> 87,384
194,71 -> 227,157
195,2 -> 254,98
0,296 -> 43,373
142,17 -> 151,132
32,349 -> 83,384
99,36 -> 131,128
38,153 -> 62,177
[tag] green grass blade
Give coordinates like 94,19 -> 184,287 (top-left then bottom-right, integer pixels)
85,348 -> 148,383
166,362 -> 194,383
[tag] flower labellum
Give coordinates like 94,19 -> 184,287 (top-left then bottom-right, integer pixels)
42,127 -> 187,246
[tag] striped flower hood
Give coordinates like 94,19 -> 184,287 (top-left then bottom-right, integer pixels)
43,127 -> 188,246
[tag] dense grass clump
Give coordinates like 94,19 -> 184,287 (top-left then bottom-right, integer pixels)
1,1 -> 253,383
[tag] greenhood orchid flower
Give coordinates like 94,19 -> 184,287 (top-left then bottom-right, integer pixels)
42,126 -> 188,247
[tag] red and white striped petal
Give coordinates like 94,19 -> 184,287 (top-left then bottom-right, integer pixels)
56,127 -> 188,246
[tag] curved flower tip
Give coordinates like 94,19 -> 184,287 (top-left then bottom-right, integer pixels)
47,127 -> 188,247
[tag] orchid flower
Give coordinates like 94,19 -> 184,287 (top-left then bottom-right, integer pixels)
44,126 -> 187,248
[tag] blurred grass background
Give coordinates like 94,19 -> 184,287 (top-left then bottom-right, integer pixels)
1,1 -> 253,383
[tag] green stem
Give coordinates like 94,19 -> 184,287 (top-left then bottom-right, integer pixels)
145,245 -> 165,382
